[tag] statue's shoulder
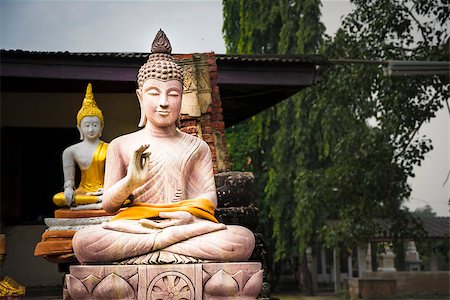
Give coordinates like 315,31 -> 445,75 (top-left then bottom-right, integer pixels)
62,141 -> 83,156
107,131 -> 142,159
99,139 -> 109,147
109,131 -> 141,147
178,131 -> 211,154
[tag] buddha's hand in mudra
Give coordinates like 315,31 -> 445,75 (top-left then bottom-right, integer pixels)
139,211 -> 195,229
128,144 -> 152,187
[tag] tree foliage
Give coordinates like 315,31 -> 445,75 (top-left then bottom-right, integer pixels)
411,204 -> 438,218
223,0 -> 325,263
223,0 -> 324,54
222,0 -> 449,285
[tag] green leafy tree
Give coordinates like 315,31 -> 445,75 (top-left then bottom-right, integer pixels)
223,0 -> 449,293
223,0 -> 325,292
411,204 -> 438,218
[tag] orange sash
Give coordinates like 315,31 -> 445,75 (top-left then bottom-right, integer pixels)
110,198 -> 218,223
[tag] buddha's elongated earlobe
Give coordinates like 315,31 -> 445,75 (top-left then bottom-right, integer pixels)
138,107 -> 147,127
77,125 -> 84,140
136,89 -> 147,127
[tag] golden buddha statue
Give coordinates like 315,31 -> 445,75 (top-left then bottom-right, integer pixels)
53,83 -> 108,208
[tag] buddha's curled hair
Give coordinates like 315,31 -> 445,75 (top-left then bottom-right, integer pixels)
137,30 -> 183,88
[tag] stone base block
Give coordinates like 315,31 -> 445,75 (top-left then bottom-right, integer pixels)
66,262 -> 262,299
359,278 -> 396,299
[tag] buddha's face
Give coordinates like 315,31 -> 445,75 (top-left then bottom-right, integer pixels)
78,116 -> 103,140
137,79 -> 182,128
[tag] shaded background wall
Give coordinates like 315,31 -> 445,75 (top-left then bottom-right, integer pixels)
1,92 -> 139,141
1,91 -> 137,286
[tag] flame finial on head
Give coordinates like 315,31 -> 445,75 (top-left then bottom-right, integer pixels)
137,30 -> 183,89
151,29 -> 172,54
76,83 -> 104,126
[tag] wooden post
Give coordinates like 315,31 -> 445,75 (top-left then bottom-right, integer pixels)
320,247 -> 327,280
306,246 -> 318,294
366,242 -> 373,272
357,245 -> 367,277
333,247 -> 341,293
430,252 -> 439,271
347,253 -> 353,278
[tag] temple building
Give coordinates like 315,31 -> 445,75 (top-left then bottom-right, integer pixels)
0,49 -> 324,290
1,50 -> 448,299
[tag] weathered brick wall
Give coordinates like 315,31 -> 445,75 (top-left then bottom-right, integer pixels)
176,53 -> 230,174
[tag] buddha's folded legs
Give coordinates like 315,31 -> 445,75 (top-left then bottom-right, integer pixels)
72,221 -> 254,263
163,225 -> 255,262
72,225 -> 156,263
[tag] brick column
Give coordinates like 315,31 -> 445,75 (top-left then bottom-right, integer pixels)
176,53 -> 230,173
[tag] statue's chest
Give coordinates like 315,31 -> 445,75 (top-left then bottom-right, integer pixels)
150,149 -> 187,172
74,146 -> 98,170
130,136 -> 201,203
134,150 -> 190,203
136,135 -> 194,172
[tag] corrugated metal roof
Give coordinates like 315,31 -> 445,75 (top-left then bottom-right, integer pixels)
374,217 -> 449,239
1,49 -> 147,57
326,216 -> 449,240
420,216 -> 449,238
0,50 -> 149,64
1,49 -> 326,64
216,54 -> 326,64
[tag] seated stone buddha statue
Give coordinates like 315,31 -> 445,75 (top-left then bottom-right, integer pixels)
72,30 -> 255,264
53,83 -> 108,209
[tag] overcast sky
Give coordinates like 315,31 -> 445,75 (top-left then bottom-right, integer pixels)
0,0 -> 352,53
1,0 -> 448,216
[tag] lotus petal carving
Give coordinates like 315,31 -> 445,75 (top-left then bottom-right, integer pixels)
92,273 -> 136,299
81,274 -> 101,294
232,270 -> 251,293
66,274 -> 90,300
243,270 -> 263,297
204,269 -> 238,296
129,273 -> 139,293
202,270 -> 211,285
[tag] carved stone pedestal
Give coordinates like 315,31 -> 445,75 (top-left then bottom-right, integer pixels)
66,262 -> 262,299
377,250 -> 396,272
405,241 -> 421,271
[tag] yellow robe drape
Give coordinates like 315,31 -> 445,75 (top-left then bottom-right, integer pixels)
111,198 -> 218,223
53,141 -> 108,207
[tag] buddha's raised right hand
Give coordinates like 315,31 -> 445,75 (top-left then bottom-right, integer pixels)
102,145 -> 152,213
127,144 -> 152,188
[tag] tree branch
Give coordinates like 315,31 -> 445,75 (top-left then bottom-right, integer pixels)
445,98 -> 450,117
404,6 -> 428,44
393,92 -> 439,160
385,44 -> 421,52
443,169 -> 450,187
